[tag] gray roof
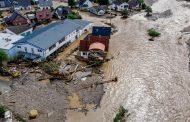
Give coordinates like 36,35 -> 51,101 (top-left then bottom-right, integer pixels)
68,19 -> 92,29
7,24 -> 32,34
14,19 -> 92,50
37,0 -> 52,7
128,0 -> 140,7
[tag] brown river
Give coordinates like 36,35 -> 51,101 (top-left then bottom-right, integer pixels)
66,0 -> 190,121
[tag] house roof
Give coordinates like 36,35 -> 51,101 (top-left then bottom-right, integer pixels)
4,11 -> 27,23
54,6 -> 71,17
0,33 -> 23,50
128,0 -> 140,7
113,0 -> 126,5
37,0 -> 53,7
14,19 -> 92,50
0,0 -> 12,8
69,19 -> 92,29
6,24 -> 32,35
92,26 -> 111,37
13,0 -> 31,7
89,42 -> 105,51
91,5 -> 107,12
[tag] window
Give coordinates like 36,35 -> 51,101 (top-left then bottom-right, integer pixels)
49,44 -> 56,51
17,46 -> 21,48
59,37 -> 65,44
31,48 -> 34,54
38,49 -> 42,52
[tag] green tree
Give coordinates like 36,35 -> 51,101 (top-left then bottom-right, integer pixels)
68,0 -> 76,8
121,10 -> 128,18
0,49 -> 8,64
97,0 -> 109,5
145,6 -> 152,16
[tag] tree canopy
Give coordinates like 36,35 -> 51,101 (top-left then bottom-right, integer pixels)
97,0 -> 109,5
68,0 -> 76,7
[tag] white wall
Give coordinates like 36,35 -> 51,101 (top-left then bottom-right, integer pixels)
112,3 -> 128,11
15,43 -> 44,57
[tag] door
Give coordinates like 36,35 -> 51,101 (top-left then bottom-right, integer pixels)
24,47 -> 27,52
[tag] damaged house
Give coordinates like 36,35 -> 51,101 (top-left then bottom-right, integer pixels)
79,26 -> 111,62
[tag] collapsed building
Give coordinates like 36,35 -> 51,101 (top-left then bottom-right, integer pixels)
78,26 -> 111,64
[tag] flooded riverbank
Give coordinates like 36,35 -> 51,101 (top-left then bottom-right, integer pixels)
66,0 -> 190,121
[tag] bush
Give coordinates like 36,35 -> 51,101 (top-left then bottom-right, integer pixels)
142,3 -> 147,9
41,61 -> 59,73
0,104 -> 6,118
15,113 -> 27,122
0,49 -> 8,64
148,28 -> 161,37
113,106 -> 128,122
145,6 -> 152,13
67,11 -> 82,19
68,0 -> 76,7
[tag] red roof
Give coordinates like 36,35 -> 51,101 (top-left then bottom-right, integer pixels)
36,9 -> 52,20
89,42 -> 105,51
79,35 -> 110,52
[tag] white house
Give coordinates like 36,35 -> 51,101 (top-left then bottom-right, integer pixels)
112,1 -> 128,11
13,19 -> 92,60
76,0 -> 93,10
5,25 -> 33,37
89,6 -> 107,16
0,33 -> 23,59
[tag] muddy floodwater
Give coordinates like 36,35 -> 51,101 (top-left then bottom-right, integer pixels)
66,0 -> 190,121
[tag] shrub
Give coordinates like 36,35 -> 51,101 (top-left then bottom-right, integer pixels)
148,28 -> 161,37
0,104 -> 6,117
145,6 -> 152,14
67,11 -> 82,19
97,0 -> 109,5
68,0 -> 76,8
113,106 -> 128,122
142,3 -> 147,9
121,10 -> 128,18
41,61 -> 59,73
15,113 -> 27,122
0,49 -> 8,64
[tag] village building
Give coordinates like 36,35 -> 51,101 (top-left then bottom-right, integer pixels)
53,6 -> 71,19
4,11 -> 29,26
13,19 -> 92,59
0,0 -> 12,10
111,0 -> 128,11
128,0 -> 141,10
0,33 -> 23,58
76,0 -> 92,10
79,26 -> 111,59
13,0 -> 31,10
35,0 -> 53,10
89,6 -> 107,16
36,9 -> 52,23
5,24 -> 33,36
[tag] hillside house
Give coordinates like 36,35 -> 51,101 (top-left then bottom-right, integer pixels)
0,0 -> 12,10
13,19 -> 92,59
13,0 -> 31,10
5,24 -> 33,36
36,9 -> 52,23
76,0 -> 92,10
4,11 -> 29,26
111,0 -> 128,11
128,0 -> 141,10
89,6 -> 107,16
0,33 -> 23,58
53,6 -> 71,19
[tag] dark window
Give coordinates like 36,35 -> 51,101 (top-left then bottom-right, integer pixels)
17,46 -> 21,48
38,49 -> 42,52
24,47 -> 27,52
49,44 -> 56,51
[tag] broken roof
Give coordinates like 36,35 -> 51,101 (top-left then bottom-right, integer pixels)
128,0 -> 140,7
4,11 -> 27,23
113,0 -> 126,5
37,0 -> 53,7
